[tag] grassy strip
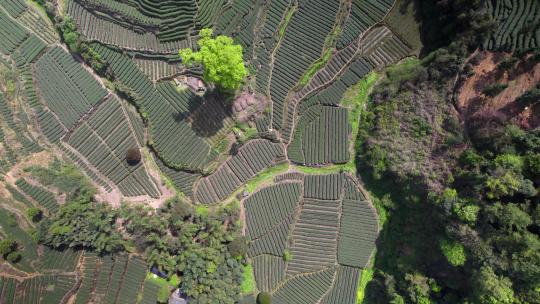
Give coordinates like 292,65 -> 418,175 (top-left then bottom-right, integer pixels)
298,26 -> 341,86
145,272 -> 178,287
278,7 -> 297,39
293,72 -> 380,176
344,72 -> 380,150
357,266 -> 374,303
241,263 -> 256,294
298,49 -> 333,86
245,162 -> 290,192
292,163 -> 354,175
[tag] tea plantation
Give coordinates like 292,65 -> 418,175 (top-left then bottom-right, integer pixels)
1,0 -> 529,303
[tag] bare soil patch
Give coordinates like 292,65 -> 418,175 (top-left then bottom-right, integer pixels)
458,51 -> 540,129
232,92 -> 267,123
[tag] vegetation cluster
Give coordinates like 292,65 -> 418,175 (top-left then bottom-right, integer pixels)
358,1 -> 540,303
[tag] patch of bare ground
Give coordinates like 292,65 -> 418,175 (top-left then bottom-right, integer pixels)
3,151 -> 52,189
458,51 -> 540,129
0,262 -> 33,280
232,91 -> 267,123
103,149 -> 175,209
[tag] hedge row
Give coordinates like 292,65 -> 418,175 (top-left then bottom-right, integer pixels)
247,213 -> 295,257
35,46 -> 107,130
484,0 -> 540,51
65,97 -> 161,198
288,105 -> 350,165
245,181 -> 301,239
92,44 -> 216,170
194,139 -> 286,204
337,0 -> 394,48
272,267 -> 335,304
269,0 -> 340,130
286,198 -> 340,276
320,266 -> 361,304
252,254 -> 286,293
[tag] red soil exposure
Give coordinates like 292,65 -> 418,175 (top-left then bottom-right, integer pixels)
458,51 -> 540,129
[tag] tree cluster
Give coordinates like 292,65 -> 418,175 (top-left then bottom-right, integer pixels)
39,191 -> 246,303
120,198 -> 245,303
57,17 -> 109,76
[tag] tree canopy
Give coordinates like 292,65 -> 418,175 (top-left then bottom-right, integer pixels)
179,29 -> 247,90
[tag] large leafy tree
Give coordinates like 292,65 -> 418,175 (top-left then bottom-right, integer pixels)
179,29 -> 247,90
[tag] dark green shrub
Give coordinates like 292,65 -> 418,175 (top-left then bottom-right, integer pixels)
0,239 -> 16,257
27,207 -> 43,222
227,236 -> 247,258
483,83 -> 508,97
6,251 -> 21,263
126,148 -> 141,165
257,292 -> 272,304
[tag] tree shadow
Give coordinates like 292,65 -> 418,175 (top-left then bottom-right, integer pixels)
171,89 -> 233,139
357,164 -> 468,303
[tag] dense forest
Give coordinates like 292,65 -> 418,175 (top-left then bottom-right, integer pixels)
359,1 -> 540,303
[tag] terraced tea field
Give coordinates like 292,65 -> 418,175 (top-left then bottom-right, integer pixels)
0,0 -> 433,302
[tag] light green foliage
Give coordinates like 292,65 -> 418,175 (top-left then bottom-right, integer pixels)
157,284 -> 171,303
494,154 -> 523,171
5,80 -> 15,98
179,29 -> 247,90
473,266 -> 515,304
440,188 -> 458,205
453,204 -> 480,223
357,267 -> 374,303
299,22 -> 342,86
440,239 -> 466,266
283,250 -> 292,262
485,171 -> 521,199
241,264 -> 255,294
278,7 -> 296,38
245,163 -> 289,193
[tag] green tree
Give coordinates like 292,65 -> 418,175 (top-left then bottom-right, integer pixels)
485,203 -> 532,231
179,28 -> 247,90
440,239 -> 466,266
453,204 -> 480,223
257,292 -> 272,304
494,154 -> 523,171
283,250 -> 292,262
0,239 -> 16,257
5,251 -> 21,263
227,236 -> 247,258
473,266 -> 515,304
59,17 -> 79,52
